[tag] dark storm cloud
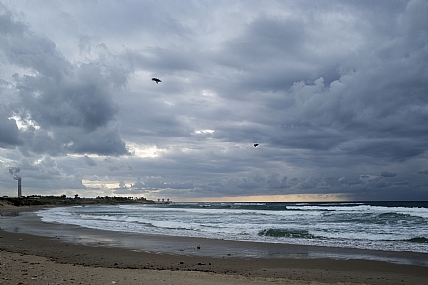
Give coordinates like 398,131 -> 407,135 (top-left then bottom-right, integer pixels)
214,16 -> 315,92
340,138 -> 425,161
204,0 -> 428,164
14,63 -> 120,131
211,10 -> 355,97
117,89 -> 196,142
1,1 -> 428,201
0,10 -> 129,156
66,126 -> 128,156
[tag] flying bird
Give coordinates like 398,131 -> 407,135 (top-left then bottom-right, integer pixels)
254,143 -> 259,147
152,78 -> 162,84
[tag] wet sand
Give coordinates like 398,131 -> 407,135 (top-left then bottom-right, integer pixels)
1,202 -> 428,285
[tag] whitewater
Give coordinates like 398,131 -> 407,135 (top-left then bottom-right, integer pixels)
36,201 -> 428,254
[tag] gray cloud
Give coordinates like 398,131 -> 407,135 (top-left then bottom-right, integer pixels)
0,112 -> 21,147
83,155 -> 97,166
0,10 -> 129,157
380,172 -> 397,178
1,1 -> 428,201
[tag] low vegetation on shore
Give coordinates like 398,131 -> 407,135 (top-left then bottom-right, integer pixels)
0,195 -> 155,207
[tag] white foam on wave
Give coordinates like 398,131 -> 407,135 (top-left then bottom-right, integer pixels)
35,203 -> 428,253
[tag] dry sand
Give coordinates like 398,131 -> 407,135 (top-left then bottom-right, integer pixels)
2,250 -> 378,285
1,201 -> 427,285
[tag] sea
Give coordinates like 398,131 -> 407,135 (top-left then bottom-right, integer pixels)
35,201 -> 428,255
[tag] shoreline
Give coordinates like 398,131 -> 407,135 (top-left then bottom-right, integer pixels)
2,203 -> 428,284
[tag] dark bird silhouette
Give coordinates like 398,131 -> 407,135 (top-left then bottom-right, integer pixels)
254,143 -> 259,147
152,77 -> 162,84
152,78 -> 162,84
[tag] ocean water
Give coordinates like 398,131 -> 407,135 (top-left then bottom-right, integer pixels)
36,201 -> 428,254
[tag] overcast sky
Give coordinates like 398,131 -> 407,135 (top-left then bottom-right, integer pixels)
1,0 -> 428,202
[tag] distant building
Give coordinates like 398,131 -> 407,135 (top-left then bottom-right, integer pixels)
156,198 -> 172,204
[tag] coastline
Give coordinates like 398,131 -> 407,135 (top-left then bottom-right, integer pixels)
1,203 -> 428,284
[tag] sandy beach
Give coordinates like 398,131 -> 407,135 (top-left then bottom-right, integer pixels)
1,202 -> 428,285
